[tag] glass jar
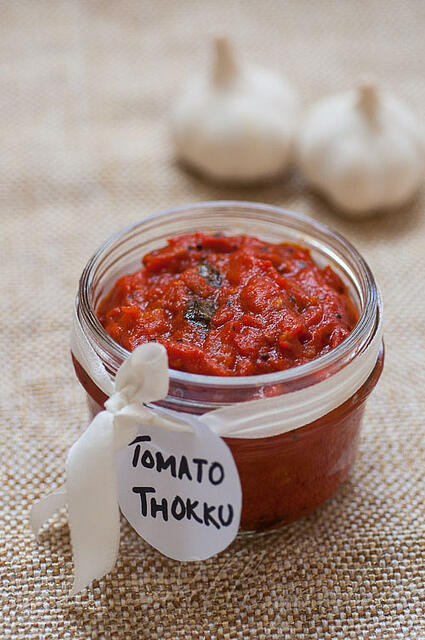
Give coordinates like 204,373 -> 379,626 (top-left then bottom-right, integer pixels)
72,201 -> 384,532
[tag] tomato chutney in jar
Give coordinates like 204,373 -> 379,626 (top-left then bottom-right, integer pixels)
72,202 -> 383,532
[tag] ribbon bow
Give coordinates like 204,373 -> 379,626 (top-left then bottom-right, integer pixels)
30,343 -> 175,595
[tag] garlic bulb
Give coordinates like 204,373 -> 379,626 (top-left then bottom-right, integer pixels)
171,37 -> 299,182
296,83 -> 425,216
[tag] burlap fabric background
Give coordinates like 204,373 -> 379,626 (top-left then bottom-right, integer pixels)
1,1 -> 424,638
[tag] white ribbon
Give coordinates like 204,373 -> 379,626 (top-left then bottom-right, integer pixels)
30,342 -> 180,595
31,304 -> 382,594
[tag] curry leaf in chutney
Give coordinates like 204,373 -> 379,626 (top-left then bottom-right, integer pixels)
184,297 -> 216,329
198,262 -> 222,288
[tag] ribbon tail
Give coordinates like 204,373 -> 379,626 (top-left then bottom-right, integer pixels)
66,411 -> 120,595
30,486 -> 67,535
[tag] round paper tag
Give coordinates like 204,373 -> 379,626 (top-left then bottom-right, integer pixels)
115,412 -> 242,561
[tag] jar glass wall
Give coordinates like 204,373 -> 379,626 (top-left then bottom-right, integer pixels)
72,202 -> 384,531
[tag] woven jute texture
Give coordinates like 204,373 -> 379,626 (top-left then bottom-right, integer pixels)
1,1 -> 425,638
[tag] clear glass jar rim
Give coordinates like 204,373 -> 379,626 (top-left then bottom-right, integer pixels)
77,200 -> 381,390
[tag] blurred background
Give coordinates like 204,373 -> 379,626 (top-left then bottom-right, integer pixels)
1,2 -> 424,639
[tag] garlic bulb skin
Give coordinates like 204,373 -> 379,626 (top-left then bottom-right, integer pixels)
171,38 -> 299,182
296,83 -> 425,216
